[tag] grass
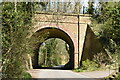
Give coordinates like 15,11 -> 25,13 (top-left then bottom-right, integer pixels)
73,59 -> 108,72
22,72 -> 32,79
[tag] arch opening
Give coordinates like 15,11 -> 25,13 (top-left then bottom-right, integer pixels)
31,27 -> 75,69
38,38 -> 70,69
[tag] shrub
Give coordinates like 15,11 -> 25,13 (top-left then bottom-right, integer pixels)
22,72 -> 32,79
93,52 -> 111,67
73,59 -> 99,72
81,59 -> 99,71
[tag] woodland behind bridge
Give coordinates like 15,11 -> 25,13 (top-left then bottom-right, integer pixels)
1,1 -> 120,79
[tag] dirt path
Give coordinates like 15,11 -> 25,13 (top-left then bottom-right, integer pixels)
27,69 -> 115,79
77,70 -> 115,78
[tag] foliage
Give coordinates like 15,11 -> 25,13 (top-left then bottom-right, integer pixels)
74,52 -> 112,72
36,1 -> 82,14
22,72 -> 32,79
91,2 -> 120,71
2,2 -> 36,78
41,38 -> 59,67
113,73 -> 120,80
93,52 -> 111,67
105,73 -> 120,80
82,59 -> 99,71
92,2 -> 120,49
39,38 -> 69,67
73,59 -> 99,72
91,2 -> 119,61
86,1 -> 94,15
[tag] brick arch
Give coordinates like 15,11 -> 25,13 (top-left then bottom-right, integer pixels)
32,24 -> 78,53
31,27 -> 75,69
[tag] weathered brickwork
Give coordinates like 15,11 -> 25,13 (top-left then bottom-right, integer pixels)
29,12 -> 106,69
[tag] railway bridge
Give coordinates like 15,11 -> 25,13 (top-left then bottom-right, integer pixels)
29,12 -> 105,69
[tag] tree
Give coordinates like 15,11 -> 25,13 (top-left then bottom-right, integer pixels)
91,2 -> 120,71
86,1 -> 94,15
39,38 -> 70,67
39,38 -> 59,67
74,2 -> 81,14
2,2 -> 35,78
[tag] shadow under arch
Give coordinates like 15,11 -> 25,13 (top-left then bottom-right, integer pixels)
31,27 -> 75,69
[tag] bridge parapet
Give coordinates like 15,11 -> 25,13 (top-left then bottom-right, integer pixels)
33,12 -> 91,25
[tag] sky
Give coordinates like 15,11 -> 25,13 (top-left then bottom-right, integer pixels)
81,0 -> 99,7
81,0 -> 89,7
80,0 -> 99,13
